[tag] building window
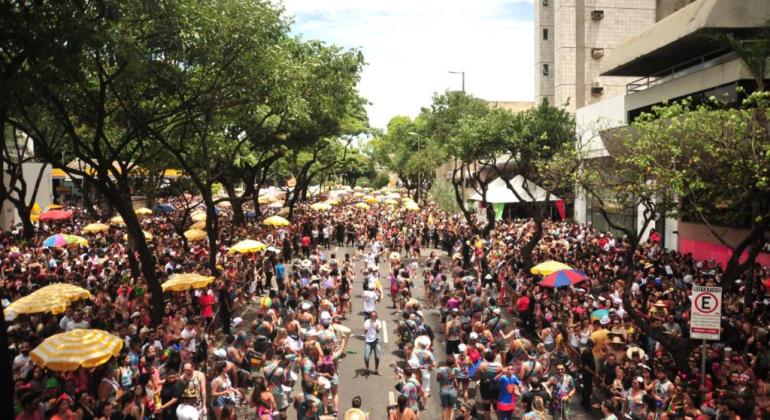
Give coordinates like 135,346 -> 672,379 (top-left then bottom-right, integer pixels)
543,0 -> 548,6
542,64 -> 549,76
542,28 -> 548,40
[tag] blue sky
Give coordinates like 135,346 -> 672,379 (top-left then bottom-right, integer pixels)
281,0 -> 535,130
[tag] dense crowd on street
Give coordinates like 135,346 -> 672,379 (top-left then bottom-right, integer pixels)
3,187 -> 770,420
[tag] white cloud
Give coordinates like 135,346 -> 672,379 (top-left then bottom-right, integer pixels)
280,0 -> 535,129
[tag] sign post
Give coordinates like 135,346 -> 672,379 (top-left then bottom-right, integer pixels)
690,286 -> 722,389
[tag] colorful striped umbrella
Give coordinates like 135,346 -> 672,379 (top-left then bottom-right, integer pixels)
539,269 -> 588,288
42,234 -> 88,248
30,329 -> 123,371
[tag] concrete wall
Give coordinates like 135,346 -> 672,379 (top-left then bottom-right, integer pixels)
547,0 -> 657,113
625,56 -> 756,112
535,0 -> 556,105
0,162 -> 54,231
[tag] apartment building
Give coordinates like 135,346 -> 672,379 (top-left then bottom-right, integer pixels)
573,0 -> 770,265
535,0 -> 697,113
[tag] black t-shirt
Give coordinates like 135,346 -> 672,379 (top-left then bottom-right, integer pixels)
160,380 -> 185,419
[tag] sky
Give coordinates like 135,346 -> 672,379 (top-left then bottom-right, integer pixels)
280,0 -> 535,130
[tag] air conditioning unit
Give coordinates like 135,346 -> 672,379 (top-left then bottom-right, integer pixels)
591,84 -> 604,96
591,10 -> 604,21
591,48 -> 605,59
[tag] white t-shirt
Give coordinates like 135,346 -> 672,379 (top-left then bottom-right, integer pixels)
13,353 -> 31,377
364,319 -> 381,343
362,290 -> 378,313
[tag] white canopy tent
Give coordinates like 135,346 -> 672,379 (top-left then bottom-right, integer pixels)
468,175 -> 559,204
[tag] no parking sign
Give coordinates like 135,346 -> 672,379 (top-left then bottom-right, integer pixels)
690,286 -> 722,340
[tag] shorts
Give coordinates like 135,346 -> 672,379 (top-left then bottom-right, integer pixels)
479,381 -> 498,401
440,389 -> 458,408
272,390 -> 290,410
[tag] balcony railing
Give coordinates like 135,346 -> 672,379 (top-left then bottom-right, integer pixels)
626,48 -> 734,95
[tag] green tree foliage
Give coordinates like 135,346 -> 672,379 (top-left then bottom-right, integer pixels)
578,93 -> 770,373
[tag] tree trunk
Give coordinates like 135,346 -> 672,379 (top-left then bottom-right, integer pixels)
113,194 -> 165,326
483,201 -> 496,236
204,199 -> 220,274
223,182 -> 245,226
451,166 -> 475,228
126,244 -> 141,279
18,205 -> 35,241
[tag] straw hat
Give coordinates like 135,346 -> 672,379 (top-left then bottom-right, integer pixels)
610,336 -> 626,345
626,346 -> 646,360
653,300 -> 666,307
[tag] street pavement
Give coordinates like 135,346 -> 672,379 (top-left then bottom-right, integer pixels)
231,246 -> 595,419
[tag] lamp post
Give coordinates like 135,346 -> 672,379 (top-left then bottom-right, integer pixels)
448,70 -> 465,92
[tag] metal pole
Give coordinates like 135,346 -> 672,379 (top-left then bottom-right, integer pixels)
461,71 -> 465,93
700,340 -> 706,388
416,135 -> 421,203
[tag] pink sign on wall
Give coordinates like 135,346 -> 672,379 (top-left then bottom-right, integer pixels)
679,239 -> 770,268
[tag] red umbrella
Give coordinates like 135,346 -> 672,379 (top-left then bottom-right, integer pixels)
539,269 -> 588,288
38,210 -> 73,222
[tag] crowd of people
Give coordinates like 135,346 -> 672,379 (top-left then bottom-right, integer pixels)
3,187 -> 770,420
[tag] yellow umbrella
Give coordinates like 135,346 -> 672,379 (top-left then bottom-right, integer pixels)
123,230 -> 153,241
530,260 -> 573,276
134,207 -> 153,216
258,195 -> 275,204
5,284 -> 91,317
267,201 -> 284,209
190,220 -> 206,230
83,223 -> 110,234
404,202 -> 420,211
30,329 -> 123,371
184,229 -> 206,241
364,196 -> 378,204
110,216 -> 125,225
326,199 -> 340,206
162,273 -> 215,292
46,204 -> 63,210
352,192 -> 364,198
229,239 -> 267,254
384,198 -> 398,205
355,202 -> 370,210
310,202 -> 332,211
191,211 -> 206,222
263,215 -> 290,227
35,283 -> 92,303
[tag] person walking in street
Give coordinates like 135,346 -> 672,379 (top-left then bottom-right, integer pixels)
363,311 -> 382,374
494,364 -> 521,420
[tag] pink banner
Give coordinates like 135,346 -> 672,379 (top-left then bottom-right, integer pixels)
679,239 -> 770,268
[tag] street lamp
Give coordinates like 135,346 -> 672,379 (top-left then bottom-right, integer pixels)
448,70 -> 465,92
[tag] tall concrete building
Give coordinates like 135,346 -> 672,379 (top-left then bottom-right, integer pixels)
534,0 -> 697,113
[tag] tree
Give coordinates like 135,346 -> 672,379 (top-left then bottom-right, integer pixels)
370,114 -> 445,203
279,40 -> 368,218
578,93 -> 770,373
487,100 -> 576,269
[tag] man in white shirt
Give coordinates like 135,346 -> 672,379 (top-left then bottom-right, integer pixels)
13,341 -> 32,378
363,311 -> 381,374
362,284 -> 379,320
65,311 -> 89,331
